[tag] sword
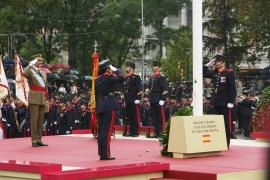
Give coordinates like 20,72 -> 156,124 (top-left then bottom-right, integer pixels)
161,105 -> 166,130
228,108 -> 232,135
135,104 -> 141,135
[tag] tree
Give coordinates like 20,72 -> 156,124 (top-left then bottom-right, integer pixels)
95,0 -> 142,67
143,0 -> 191,61
203,0 -> 270,67
162,27 -> 192,82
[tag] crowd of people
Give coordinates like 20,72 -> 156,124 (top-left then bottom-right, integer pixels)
0,78 -> 258,140
0,55 -> 263,143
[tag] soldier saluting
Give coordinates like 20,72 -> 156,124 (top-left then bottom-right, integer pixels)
24,54 -> 49,147
95,59 -> 124,160
203,54 -> 236,148
123,61 -> 142,137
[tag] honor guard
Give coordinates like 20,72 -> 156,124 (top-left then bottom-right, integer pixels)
203,54 -> 236,148
95,59 -> 124,160
149,61 -> 168,137
123,61 -> 142,137
24,54 -> 49,147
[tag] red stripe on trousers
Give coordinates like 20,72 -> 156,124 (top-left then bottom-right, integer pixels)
107,110 -> 115,157
228,108 -> 232,134
161,106 -> 166,130
135,104 -> 141,134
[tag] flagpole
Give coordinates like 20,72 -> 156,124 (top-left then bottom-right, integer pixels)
192,0 -> 203,116
90,41 -> 99,138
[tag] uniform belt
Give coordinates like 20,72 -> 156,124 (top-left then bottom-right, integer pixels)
97,93 -> 115,99
30,85 -> 49,99
150,91 -> 161,93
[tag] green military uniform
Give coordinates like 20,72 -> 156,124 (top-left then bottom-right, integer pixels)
24,59 -> 48,146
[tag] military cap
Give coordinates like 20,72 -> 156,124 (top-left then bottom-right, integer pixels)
32,54 -> 44,61
214,54 -> 226,67
152,60 -> 161,67
99,59 -> 111,74
215,54 -> 226,62
126,61 -> 135,69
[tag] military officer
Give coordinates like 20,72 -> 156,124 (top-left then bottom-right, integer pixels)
95,59 -> 124,160
203,54 -> 236,148
24,54 -> 49,147
123,61 -> 142,137
149,61 -> 168,137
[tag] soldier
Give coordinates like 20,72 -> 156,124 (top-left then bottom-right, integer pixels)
95,59 -> 124,160
123,61 -> 142,137
24,54 -> 49,147
203,54 -> 236,148
79,104 -> 90,129
149,61 -> 168,138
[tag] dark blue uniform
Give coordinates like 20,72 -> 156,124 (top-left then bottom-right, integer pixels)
95,73 -> 124,159
15,106 -> 29,137
203,67 -> 236,147
149,74 -> 168,137
124,74 -> 142,136
238,97 -> 256,137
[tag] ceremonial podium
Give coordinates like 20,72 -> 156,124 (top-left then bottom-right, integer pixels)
168,115 -> 228,158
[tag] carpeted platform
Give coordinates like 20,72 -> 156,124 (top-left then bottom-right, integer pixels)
0,135 -> 268,179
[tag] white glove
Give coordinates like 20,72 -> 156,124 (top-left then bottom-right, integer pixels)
134,100 -> 140,104
109,65 -> 117,72
205,58 -> 216,67
11,102 -> 16,109
227,103 -> 234,108
159,100 -> 165,106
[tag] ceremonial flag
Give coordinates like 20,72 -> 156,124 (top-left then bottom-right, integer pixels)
14,53 -> 29,106
0,56 -> 9,99
89,48 -> 99,137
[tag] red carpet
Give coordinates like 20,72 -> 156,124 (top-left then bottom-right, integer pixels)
0,135 -> 268,179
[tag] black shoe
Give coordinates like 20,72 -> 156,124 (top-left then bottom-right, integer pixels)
100,156 -> 116,160
123,133 -> 131,137
32,143 -> 40,147
38,141 -> 48,146
130,134 -> 139,137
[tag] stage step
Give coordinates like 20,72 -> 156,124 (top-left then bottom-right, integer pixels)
42,162 -> 169,180
151,178 -> 183,180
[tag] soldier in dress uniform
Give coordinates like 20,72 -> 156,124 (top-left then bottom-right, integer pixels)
79,104 -> 90,129
95,59 -> 124,160
203,54 -> 236,148
24,54 -> 49,147
14,101 -> 29,137
123,61 -> 142,137
148,61 -> 168,138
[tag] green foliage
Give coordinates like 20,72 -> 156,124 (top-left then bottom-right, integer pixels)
161,27 -> 192,81
143,0 -> 191,61
159,106 -> 193,157
203,0 -> 270,66
256,86 -> 270,110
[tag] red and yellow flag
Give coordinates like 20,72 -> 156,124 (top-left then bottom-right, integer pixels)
89,51 -> 99,137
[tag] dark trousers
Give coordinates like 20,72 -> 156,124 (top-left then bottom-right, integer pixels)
126,103 -> 139,135
212,106 -> 232,147
97,110 -> 115,158
242,115 -> 252,137
150,103 -> 163,136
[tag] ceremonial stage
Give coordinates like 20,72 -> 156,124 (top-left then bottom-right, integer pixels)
0,134 -> 268,180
